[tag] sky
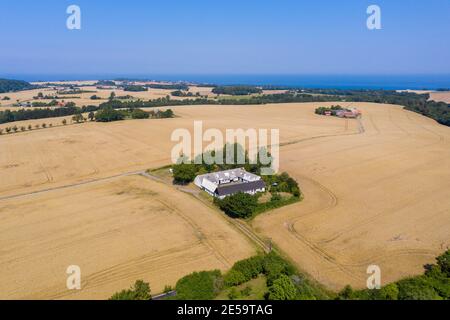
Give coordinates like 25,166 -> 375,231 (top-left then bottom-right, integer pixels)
0,0 -> 449,77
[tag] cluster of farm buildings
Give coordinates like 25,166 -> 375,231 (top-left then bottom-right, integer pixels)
324,108 -> 362,118
194,168 -> 266,199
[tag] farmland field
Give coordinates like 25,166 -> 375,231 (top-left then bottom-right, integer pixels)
0,175 -> 256,299
0,102 -> 449,298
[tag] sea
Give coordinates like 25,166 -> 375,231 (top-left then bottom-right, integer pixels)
4,74 -> 450,90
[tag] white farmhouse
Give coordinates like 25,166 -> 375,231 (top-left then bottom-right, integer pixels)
194,168 -> 266,199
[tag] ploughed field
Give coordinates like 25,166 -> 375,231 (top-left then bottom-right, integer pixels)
0,102 -> 449,297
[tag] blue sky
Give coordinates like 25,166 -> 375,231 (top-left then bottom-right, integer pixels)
0,0 -> 449,76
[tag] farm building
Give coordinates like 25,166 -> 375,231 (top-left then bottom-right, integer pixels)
194,168 -> 266,199
334,108 -> 361,118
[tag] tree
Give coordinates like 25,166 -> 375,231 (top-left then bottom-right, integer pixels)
172,163 -> 197,184
109,91 -> 116,101
72,113 -> 84,123
437,250 -> 450,277
268,275 -> 297,300
130,108 -> 150,119
110,280 -> 151,300
175,270 -> 222,300
215,192 -> 258,219
223,270 -> 247,287
379,283 -> 399,300
337,285 -> 355,300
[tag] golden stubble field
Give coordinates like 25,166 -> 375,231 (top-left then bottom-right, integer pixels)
0,102 -> 449,298
0,175 -> 256,299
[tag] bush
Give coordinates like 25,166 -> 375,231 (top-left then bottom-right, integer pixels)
224,270 -> 247,287
241,286 -> 252,297
379,283 -> 399,300
337,285 -> 355,300
110,280 -> 151,300
172,163 -> 197,184
175,270 -> 223,300
437,250 -> 450,277
262,252 -> 296,286
232,256 -> 264,281
267,275 -> 297,300
227,288 -> 239,300
130,108 -> 150,119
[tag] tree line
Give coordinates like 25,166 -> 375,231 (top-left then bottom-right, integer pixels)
0,79 -> 35,93
212,86 -> 263,96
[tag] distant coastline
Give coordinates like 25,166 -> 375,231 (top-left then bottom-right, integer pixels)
2,74 -> 450,91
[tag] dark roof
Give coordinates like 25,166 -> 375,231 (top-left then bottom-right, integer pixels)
215,180 -> 266,197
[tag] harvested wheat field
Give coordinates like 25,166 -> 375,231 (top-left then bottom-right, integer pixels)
252,102 -> 450,290
429,91 -> 450,103
0,102 -> 449,297
0,174 -> 256,299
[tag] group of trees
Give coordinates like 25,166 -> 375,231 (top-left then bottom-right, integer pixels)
170,252 -> 328,301
31,99 -> 61,108
110,280 -> 151,300
171,90 -> 201,97
95,80 -> 116,86
0,104 -> 95,124
92,107 -> 174,123
215,192 -> 259,219
146,83 -> 189,90
212,86 -> 263,96
175,270 -> 223,300
94,107 -> 125,122
122,85 -> 148,92
0,122 -> 56,135
0,79 -> 35,93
